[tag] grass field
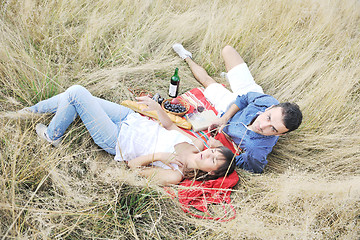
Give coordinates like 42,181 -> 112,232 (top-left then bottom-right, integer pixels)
0,0 -> 359,239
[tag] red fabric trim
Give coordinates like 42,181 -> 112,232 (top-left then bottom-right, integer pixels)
178,171 -> 239,211
178,171 -> 239,221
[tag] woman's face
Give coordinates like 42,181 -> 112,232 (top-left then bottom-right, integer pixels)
194,148 -> 225,173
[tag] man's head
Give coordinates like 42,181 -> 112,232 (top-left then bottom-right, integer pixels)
250,102 -> 303,136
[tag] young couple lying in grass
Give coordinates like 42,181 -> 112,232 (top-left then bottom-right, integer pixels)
23,85 -> 236,186
23,44 -> 302,185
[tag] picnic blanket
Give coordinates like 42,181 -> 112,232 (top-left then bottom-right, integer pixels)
175,88 -> 239,221
126,87 -> 240,221
179,87 -> 241,155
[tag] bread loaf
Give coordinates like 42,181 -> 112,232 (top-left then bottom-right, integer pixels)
121,100 -> 192,129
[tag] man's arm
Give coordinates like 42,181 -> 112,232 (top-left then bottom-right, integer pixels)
209,92 -> 278,134
208,103 -> 240,133
207,103 -> 241,148
235,145 -> 274,173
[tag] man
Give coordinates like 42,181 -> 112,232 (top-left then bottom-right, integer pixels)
172,44 -> 302,173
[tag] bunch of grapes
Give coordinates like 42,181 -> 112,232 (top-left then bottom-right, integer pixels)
163,100 -> 187,113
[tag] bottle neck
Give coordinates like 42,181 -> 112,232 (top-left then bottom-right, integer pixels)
172,68 -> 179,81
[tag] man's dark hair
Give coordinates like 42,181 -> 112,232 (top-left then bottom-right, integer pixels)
275,102 -> 303,133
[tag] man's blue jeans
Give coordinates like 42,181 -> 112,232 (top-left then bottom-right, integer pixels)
29,85 -> 134,154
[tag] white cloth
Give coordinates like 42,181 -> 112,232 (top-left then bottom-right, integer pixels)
204,63 -> 264,113
114,113 -> 193,174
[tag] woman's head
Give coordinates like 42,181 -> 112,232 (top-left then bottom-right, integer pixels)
184,146 -> 236,181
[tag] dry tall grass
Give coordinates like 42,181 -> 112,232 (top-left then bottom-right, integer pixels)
0,0 -> 359,239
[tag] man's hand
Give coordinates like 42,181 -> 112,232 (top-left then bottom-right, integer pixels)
208,117 -> 227,134
208,103 -> 240,134
208,136 -> 223,148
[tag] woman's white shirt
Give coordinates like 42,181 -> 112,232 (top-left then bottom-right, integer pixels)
114,113 -> 193,174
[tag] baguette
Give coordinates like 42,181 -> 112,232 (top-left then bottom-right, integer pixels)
121,100 -> 192,129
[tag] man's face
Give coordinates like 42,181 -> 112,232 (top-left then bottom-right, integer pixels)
250,107 -> 289,136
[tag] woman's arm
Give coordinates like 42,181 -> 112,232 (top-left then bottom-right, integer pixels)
136,96 -> 175,130
138,168 -> 183,185
127,152 -> 181,169
136,96 -> 204,151
127,152 -> 183,185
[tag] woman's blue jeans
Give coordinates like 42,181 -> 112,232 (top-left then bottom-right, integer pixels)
29,85 -> 134,154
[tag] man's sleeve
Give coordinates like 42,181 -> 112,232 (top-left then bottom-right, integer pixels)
234,94 -> 250,110
234,92 -> 279,110
234,146 -> 273,173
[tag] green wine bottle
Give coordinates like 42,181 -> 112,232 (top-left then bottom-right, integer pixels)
169,68 -> 180,98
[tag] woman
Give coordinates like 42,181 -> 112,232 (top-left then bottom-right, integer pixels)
25,85 -> 236,185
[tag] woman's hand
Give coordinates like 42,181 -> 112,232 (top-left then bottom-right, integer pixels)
137,96 -> 176,130
208,136 -> 224,148
135,96 -> 161,112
